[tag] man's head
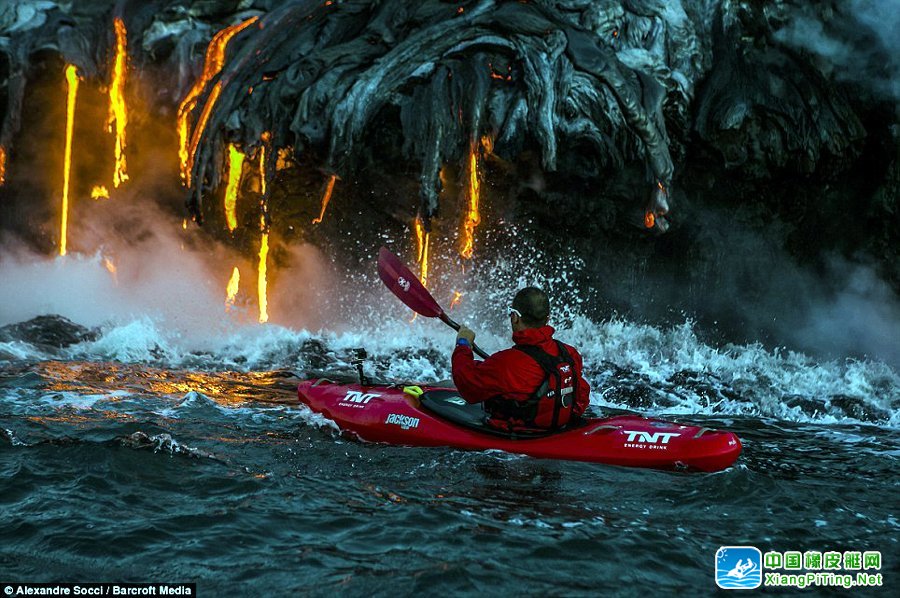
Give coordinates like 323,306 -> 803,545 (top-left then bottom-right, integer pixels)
510,287 -> 550,332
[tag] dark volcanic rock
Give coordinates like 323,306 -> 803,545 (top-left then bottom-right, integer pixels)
829,394 -> 890,423
0,315 -> 99,349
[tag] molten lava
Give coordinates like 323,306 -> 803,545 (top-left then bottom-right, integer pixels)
60,65 -> 80,257
276,148 -> 293,171
0,146 -> 6,186
186,82 -> 223,188
91,186 -> 110,200
460,137 -> 484,259
224,144 -> 245,232
259,132 -> 270,195
257,140 -> 271,323
312,174 -> 337,224
108,17 -> 129,188
258,218 -> 269,324
645,181 -> 668,229
414,218 -> 430,288
488,62 -> 513,82
180,17 -> 259,186
449,290 -> 463,310
225,266 -> 240,310
103,256 -> 118,284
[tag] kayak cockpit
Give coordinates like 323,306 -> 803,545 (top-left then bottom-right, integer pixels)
420,389 -> 586,439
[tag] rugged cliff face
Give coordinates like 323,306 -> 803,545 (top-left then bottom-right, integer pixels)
1,0 -> 897,359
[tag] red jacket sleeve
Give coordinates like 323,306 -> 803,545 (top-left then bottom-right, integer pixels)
452,344 -> 518,404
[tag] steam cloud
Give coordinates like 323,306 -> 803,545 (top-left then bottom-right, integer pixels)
0,199 -> 337,344
775,0 -> 900,101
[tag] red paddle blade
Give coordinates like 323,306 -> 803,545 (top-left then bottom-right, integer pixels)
377,246 -> 444,318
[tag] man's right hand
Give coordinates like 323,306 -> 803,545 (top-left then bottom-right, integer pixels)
457,326 -> 476,345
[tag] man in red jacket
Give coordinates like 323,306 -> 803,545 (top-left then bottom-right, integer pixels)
452,287 -> 591,432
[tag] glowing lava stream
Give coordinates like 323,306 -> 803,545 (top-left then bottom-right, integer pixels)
179,17 -> 259,186
257,139 -> 270,323
225,266 -> 240,310
108,17 -> 129,187
60,65 -> 80,257
460,137 -> 484,259
0,146 -> 7,186
409,218 -> 431,322
258,137 -> 269,195
414,218 -> 430,288
258,218 -> 269,324
224,144 -> 245,232
312,174 -> 337,224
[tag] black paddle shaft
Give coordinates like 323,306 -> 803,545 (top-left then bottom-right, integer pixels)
440,313 -> 490,359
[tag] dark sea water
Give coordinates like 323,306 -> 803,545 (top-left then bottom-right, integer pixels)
1,316 -> 898,595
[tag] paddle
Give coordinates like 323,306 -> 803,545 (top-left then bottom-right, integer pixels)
377,246 -> 490,359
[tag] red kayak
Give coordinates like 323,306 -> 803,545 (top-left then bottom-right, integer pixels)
298,378 -> 742,472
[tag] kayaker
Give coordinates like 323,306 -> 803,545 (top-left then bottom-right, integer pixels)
453,287 -> 591,432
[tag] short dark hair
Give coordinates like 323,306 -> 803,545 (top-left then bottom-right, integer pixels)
512,287 -> 550,327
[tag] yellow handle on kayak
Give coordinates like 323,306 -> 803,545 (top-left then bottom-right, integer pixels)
403,385 -> 424,398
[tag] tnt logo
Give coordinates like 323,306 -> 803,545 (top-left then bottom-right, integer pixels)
623,430 -> 681,444
341,391 -> 381,404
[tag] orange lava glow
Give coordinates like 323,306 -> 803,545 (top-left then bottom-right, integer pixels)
34,361 -> 293,406
312,174 -> 337,224
225,266 -> 240,309
60,65 -> 79,257
108,17 -> 129,188
449,290 -> 463,310
276,147 -> 293,171
257,219 -> 269,324
178,17 -> 259,185
91,185 -> 110,200
0,146 -> 6,186
460,138 -> 483,259
644,211 -> 656,228
224,144 -> 245,232
488,62 -> 513,82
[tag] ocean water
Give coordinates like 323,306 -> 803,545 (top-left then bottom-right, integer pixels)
1,313 -> 897,594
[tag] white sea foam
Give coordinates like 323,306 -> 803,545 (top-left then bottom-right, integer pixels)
0,312 -> 871,428
0,340 -> 48,362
